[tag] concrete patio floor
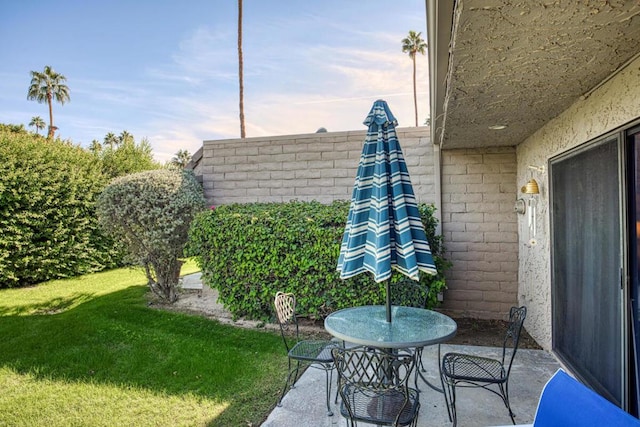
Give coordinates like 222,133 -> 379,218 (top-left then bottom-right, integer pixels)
262,344 -> 561,427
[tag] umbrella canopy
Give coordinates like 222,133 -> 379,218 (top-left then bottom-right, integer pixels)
337,99 -> 437,321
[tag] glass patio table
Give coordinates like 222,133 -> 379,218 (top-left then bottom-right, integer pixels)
325,305 -> 457,392
324,305 -> 457,349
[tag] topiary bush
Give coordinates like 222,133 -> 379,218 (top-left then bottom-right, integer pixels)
0,128 -> 123,288
97,169 -> 206,302
187,200 -> 450,320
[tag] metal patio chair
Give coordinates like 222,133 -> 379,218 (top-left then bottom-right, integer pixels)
441,305 -> 527,426
332,346 -> 421,427
274,292 -> 338,416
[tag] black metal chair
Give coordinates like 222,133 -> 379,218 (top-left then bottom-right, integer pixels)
440,306 -> 527,426
274,292 -> 338,416
332,346 -> 421,427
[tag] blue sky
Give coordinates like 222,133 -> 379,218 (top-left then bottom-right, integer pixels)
0,1 -> 429,162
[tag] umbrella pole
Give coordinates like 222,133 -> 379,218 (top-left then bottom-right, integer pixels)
385,279 -> 392,323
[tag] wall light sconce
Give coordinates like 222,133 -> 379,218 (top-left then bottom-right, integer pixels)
515,179 -> 540,214
522,178 -> 540,243
516,164 -> 545,245
522,178 -> 540,195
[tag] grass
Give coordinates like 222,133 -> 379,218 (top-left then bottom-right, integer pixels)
0,260 -> 287,426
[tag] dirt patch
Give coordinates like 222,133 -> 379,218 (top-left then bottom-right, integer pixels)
153,283 -> 541,350
450,317 -> 541,349
291,317 -> 541,349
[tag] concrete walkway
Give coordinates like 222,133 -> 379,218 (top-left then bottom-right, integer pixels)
176,274 -> 561,426
262,344 -> 561,427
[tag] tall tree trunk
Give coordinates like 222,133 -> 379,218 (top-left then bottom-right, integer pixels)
47,92 -> 54,139
412,56 -> 418,127
238,0 -> 246,138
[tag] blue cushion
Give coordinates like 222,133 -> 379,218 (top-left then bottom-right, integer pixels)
533,369 -> 640,426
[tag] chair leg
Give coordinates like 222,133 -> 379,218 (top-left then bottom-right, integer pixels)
291,360 -> 301,388
277,358 -> 300,407
449,380 -> 458,427
439,347 -> 453,423
442,378 -> 514,426
418,347 -> 426,372
323,365 -> 334,416
499,381 -> 516,424
441,373 -> 456,426
277,374 -> 290,407
413,347 -> 422,391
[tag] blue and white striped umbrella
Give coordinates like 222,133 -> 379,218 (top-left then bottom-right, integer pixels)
337,100 -> 437,321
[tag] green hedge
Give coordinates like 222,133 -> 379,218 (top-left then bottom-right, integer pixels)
0,129 -> 123,288
187,200 -> 450,320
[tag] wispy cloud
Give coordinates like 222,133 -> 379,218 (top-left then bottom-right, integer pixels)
142,25 -> 430,162
148,27 -> 238,85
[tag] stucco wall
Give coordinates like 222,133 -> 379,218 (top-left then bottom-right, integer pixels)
517,56 -> 640,350
440,147 -> 519,319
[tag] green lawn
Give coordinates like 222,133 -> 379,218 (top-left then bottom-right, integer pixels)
0,261 -> 287,426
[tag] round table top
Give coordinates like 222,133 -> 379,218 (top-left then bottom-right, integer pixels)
324,305 -> 457,349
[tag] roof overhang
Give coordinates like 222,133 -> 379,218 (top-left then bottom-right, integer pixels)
426,0 -> 640,149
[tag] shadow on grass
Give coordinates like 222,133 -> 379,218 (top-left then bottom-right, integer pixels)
0,293 -> 95,316
0,285 -> 287,426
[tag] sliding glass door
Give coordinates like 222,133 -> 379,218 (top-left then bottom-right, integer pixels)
551,135 -> 623,405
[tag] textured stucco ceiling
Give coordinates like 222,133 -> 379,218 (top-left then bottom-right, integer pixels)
432,0 -> 640,148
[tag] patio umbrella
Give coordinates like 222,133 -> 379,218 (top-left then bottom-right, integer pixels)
337,99 -> 437,322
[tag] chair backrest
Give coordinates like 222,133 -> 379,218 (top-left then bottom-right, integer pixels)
274,292 -> 299,351
389,279 -> 428,308
501,305 -> 527,374
533,369 -> 640,426
332,346 -> 416,425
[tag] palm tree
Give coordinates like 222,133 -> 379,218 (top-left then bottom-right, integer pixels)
171,149 -> 192,168
28,116 -> 46,135
237,0 -> 246,138
89,139 -> 102,154
27,66 -> 70,138
119,130 -> 134,146
401,31 -> 427,127
103,132 -> 118,149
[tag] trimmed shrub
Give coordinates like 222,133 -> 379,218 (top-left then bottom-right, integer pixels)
97,169 -> 206,302
0,129 -> 122,288
187,200 -> 450,320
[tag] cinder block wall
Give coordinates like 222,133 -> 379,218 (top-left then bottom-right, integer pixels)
440,147 -> 518,319
197,127 -> 435,205
192,129 -> 519,319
